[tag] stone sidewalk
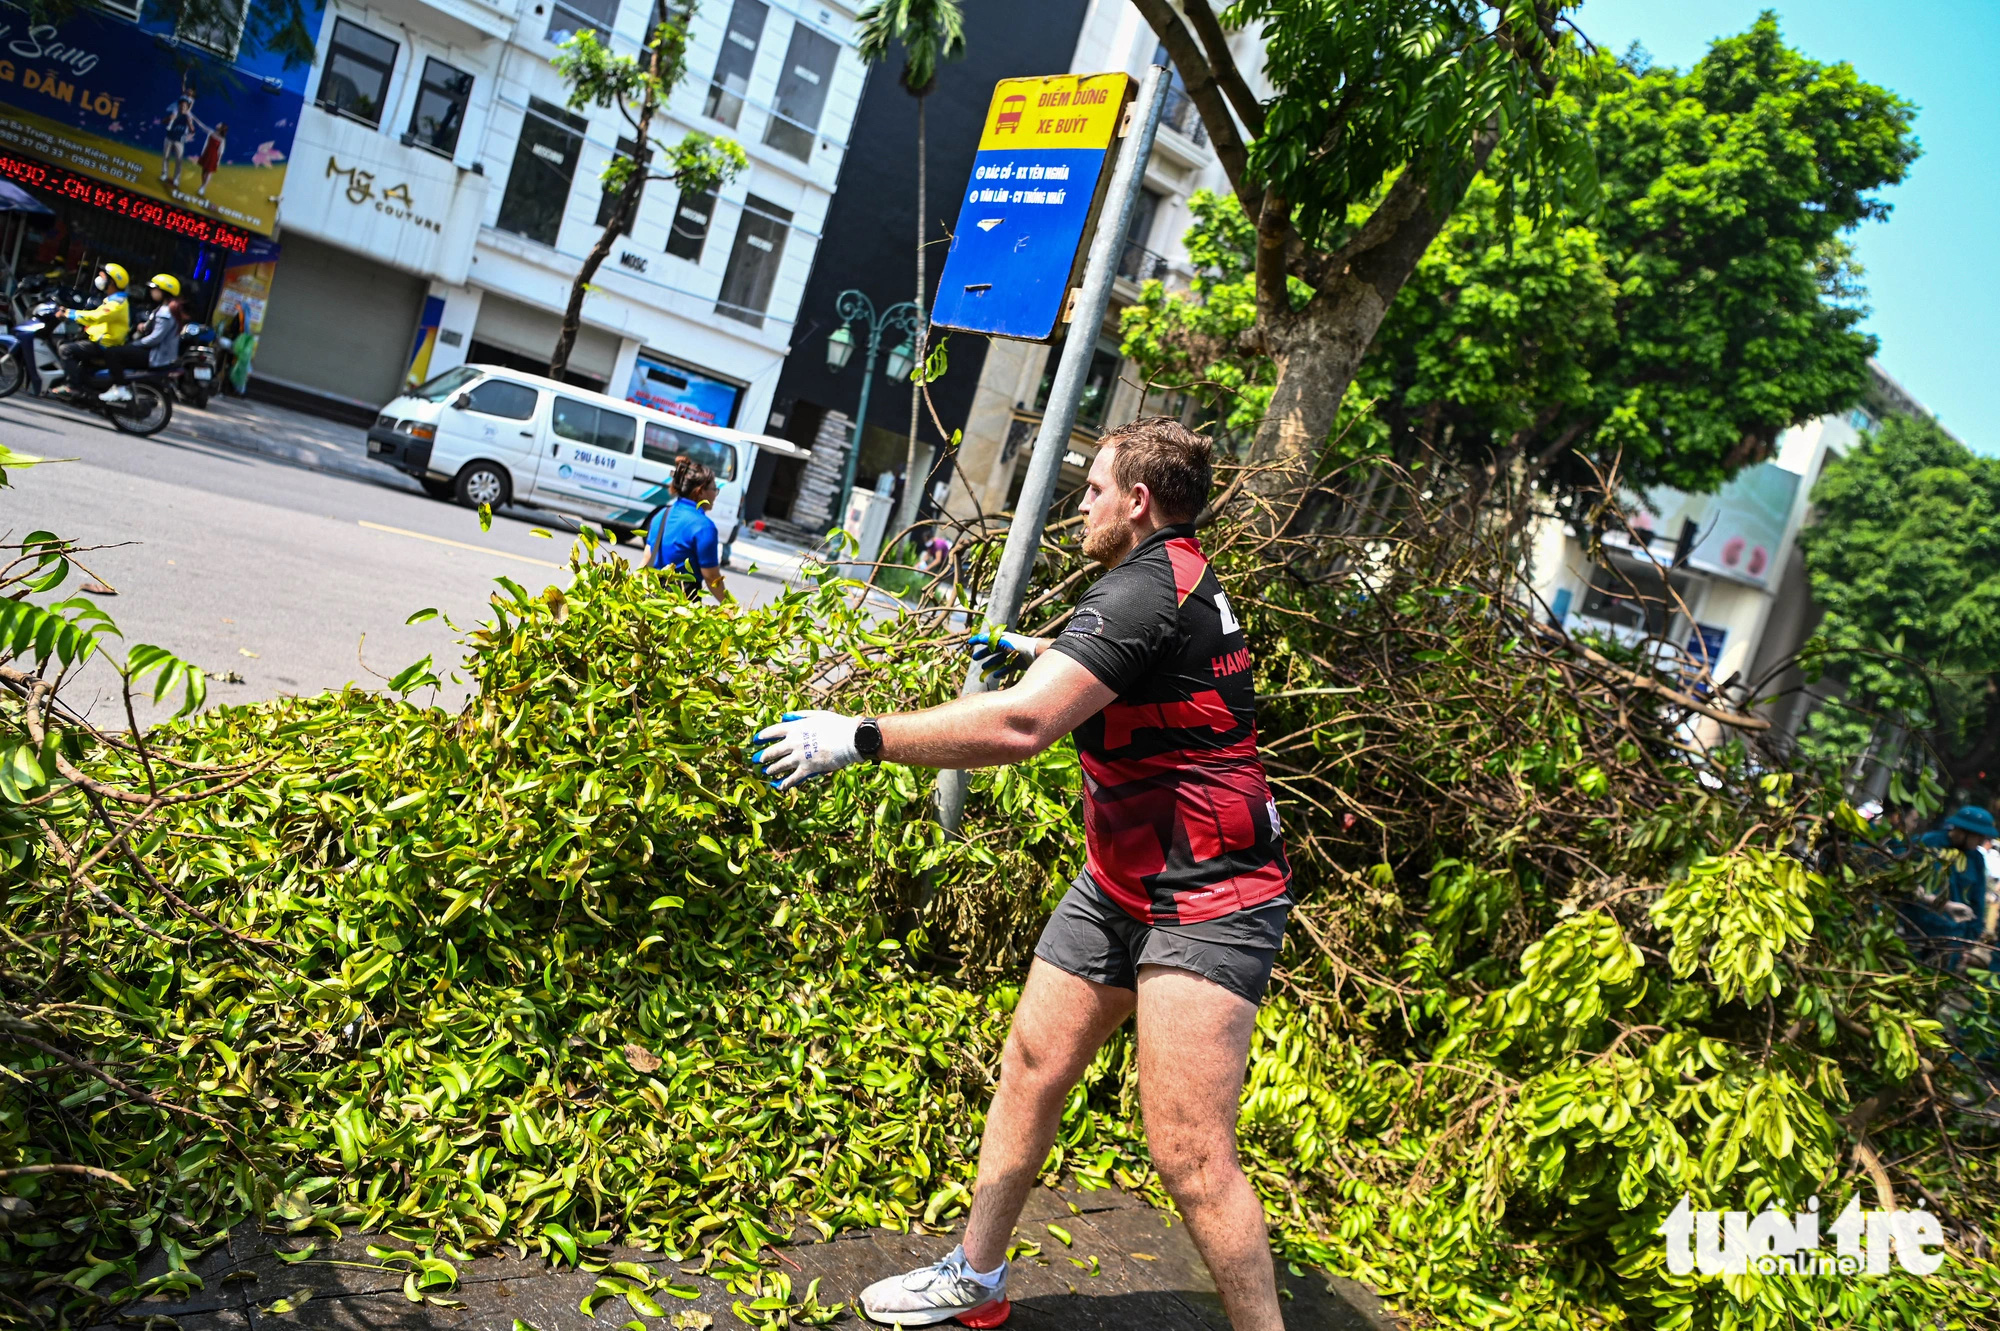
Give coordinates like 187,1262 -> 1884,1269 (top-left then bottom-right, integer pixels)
111,1183 -> 1398,1331
162,394 -> 386,488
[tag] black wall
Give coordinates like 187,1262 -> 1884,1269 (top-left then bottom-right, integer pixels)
773,0 -> 1090,472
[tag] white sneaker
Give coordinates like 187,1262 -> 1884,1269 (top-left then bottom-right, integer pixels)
859,1245 -> 1010,1326
100,386 -> 132,404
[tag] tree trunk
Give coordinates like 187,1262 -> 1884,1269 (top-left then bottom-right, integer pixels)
895,93 -> 929,540
1245,155 -> 1479,516
552,93 -> 656,379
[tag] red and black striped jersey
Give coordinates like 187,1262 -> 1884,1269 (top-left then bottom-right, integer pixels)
1047,524 -> 1290,924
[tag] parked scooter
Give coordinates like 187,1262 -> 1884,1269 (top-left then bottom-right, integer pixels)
172,321 -> 224,409
0,303 -> 175,436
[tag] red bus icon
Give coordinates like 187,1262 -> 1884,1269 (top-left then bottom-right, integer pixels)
996,94 -> 1026,133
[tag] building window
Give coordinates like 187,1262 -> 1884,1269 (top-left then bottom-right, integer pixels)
177,0 -> 245,59
547,0 -> 620,44
1035,339 -> 1124,432
1577,563 -> 1691,638
95,0 -> 144,20
316,19 -> 398,127
665,185 -> 715,262
715,195 -> 792,327
496,98 -> 587,246
594,137 -> 650,233
762,24 -> 837,160
406,57 -> 474,156
703,0 -> 768,129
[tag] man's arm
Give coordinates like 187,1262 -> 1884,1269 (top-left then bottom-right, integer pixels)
701,565 -> 733,605
750,650 -> 1113,790
880,649 -> 1110,769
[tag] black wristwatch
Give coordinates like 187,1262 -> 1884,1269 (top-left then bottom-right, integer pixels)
854,717 -> 884,761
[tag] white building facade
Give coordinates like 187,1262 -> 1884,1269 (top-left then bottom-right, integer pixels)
255,0 -> 864,432
1527,362 -> 1936,747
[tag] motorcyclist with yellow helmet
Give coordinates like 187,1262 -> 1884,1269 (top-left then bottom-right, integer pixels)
96,273 -> 185,404
53,262 -> 133,397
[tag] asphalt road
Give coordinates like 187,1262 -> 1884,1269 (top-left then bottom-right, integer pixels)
0,392 -> 804,725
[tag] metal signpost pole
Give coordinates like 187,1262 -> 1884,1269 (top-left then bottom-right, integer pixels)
936,64 -> 1171,832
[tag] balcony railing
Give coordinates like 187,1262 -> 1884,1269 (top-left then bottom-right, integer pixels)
1158,85 -> 1210,148
1116,241 -> 1169,284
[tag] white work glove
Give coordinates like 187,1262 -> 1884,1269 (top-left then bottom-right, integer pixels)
750,710 -> 859,791
967,629 -> 1037,681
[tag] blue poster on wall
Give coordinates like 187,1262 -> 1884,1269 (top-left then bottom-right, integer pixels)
627,352 -> 743,427
0,0 -> 327,236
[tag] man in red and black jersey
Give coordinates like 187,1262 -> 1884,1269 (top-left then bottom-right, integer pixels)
752,420 -> 1288,1330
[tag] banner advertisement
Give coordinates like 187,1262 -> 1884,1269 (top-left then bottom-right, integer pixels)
214,235 -> 279,333
1612,462 -> 1802,591
405,293 -> 445,387
0,0 -> 326,237
626,351 -> 743,426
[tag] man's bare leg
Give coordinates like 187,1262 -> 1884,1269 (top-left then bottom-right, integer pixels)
1136,964 -> 1283,1331
959,960 -> 1135,1272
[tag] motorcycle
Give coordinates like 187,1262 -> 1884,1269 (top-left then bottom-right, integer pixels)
172,321 -> 223,409
0,303 -> 175,437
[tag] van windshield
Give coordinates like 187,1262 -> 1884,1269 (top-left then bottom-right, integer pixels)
408,365 -> 483,402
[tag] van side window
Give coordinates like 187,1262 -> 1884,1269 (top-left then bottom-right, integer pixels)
551,397 -> 598,445
464,380 -> 538,420
595,410 -> 637,455
641,422 -> 737,480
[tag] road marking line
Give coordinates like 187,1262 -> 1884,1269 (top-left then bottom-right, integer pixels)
357,521 -> 564,569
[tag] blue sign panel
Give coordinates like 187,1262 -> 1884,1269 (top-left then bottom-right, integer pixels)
931,73 -> 1130,342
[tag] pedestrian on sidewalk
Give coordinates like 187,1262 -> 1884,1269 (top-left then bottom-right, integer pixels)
644,455 -> 733,605
751,419 -> 1289,1331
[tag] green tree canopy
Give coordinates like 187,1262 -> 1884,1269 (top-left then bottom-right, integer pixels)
1132,0 -> 1593,484
1124,15 -> 1918,529
1798,414 -> 2000,786
548,8 -> 747,377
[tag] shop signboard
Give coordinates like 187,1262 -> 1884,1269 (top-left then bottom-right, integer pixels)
1610,462 -> 1802,591
626,351 -> 743,426
0,0 -> 327,236
929,72 -> 1132,342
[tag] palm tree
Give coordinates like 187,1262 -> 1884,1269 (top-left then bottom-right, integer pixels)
855,0 -> 966,537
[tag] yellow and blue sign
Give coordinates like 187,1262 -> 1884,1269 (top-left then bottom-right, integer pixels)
930,72 -> 1131,342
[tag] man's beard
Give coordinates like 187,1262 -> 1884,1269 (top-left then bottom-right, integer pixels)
1080,508 -> 1133,567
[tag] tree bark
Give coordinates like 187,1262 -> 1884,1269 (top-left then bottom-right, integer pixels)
895,94 -> 930,540
552,87 -> 657,379
1249,174 -> 1455,475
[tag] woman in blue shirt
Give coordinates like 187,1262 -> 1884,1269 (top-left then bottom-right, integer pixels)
644,456 -> 733,604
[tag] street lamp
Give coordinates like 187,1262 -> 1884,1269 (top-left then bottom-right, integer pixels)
825,288 -> 921,521
824,324 -> 854,372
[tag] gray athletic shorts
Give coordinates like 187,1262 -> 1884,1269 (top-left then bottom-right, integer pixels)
1033,874 -> 1291,1007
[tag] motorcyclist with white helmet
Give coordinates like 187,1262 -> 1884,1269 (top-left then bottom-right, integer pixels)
97,274 -> 184,404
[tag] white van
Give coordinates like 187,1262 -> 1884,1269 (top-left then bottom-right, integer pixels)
365,363 -> 808,555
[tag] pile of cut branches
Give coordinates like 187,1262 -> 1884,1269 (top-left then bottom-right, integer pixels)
5,453 -> 1998,1330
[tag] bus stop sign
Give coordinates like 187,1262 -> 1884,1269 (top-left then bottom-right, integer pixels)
930,72 -> 1132,342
